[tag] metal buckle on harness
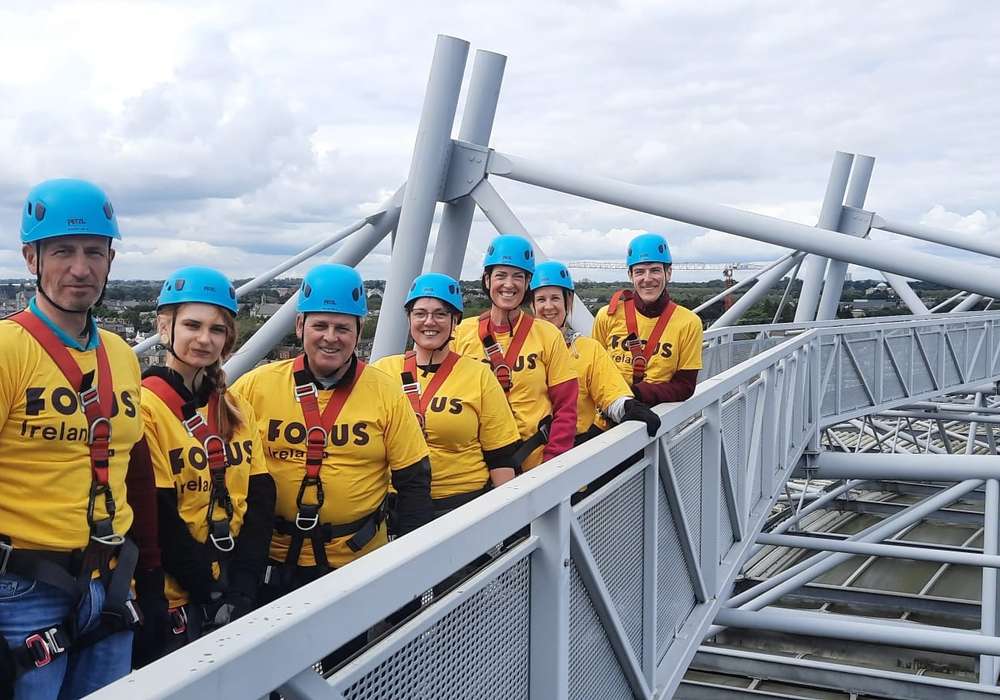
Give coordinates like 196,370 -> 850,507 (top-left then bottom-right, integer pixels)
79,386 -> 100,409
170,606 -> 188,635
183,412 -> 208,436
0,540 -> 11,576
89,513 -> 125,546
24,628 -> 65,668
295,507 -> 320,532
123,599 -> 141,626
401,381 -> 420,395
209,519 -> 235,552
202,434 -> 227,465
294,383 -> 317,402
623,335 -> 643,352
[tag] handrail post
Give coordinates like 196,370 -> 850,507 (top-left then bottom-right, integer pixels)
529,500 -> 570,699
701,402 -> 722,596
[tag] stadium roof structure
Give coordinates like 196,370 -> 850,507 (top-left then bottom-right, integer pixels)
106,35 -> 1000,700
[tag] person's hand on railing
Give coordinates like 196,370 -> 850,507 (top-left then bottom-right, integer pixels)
622,400 -> 661,437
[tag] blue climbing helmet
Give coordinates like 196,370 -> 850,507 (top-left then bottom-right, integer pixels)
626,232 -> 671,268
298,263 -> 367,316
405,272 -> 464,313
21,178 -> 120,244
158,266 -> 238,315
483,234 -> 536,275
529,260 -> 574,292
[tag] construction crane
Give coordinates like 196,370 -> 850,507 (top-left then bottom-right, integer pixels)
565,261 -> 768,271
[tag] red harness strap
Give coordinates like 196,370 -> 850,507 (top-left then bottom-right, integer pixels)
400,351 -> 460,434
290,355 -> 365,531
11,311 -> 120,544
611,292 -> 677,385
477,312 -> 534,393
142,376 -> 235,552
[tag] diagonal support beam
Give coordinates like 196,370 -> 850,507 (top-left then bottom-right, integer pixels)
657,441 -> 709,603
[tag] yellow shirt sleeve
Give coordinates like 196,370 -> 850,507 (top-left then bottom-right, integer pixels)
585,337 -> 633,412
677,311 -> 704,371
544,324 -> 577,388
591,306 -> 611,348
383,375 -> 430,472
477,365 -> 521,452
237,396 -> 268,477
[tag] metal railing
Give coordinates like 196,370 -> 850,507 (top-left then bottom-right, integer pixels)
95,311 -> 1000,700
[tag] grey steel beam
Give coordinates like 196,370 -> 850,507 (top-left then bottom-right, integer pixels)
882,272 -> 931,315
795,151 -> 854,322
833,497 -> 983,526
692,251 -> 798,314
470,178 -> 594,334
691,647 -> 1000,700
531,501 -> 570,700
716,607 -> 1000,658
932,291 -> 969,312
710,254 -> 803,329
956,294 -> 987,312
371,35 -> 469,360
750,480 -> 867,558
757,532 -> 1000,569
431,49 -> 506,279
874,215 -> 1000,261
875,480 -> 986,502
487,150 -> 1000,298
983,479 -> 1000,682
224,187 -> 404,380
816,156 -> 876,320
813,452 -> 1000,481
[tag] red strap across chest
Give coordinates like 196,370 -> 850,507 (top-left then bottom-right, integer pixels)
142,376 -> 225,473
477,312 -> 533,393
401,351 -> 460,430
292,354 -> 365,477
11,311 -> 114,486
622,299 -> 677,384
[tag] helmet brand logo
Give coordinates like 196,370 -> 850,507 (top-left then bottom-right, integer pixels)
67,218 -> 85,226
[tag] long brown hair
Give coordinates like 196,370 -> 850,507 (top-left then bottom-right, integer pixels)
159,305 -> 244,441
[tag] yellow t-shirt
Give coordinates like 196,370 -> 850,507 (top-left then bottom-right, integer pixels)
371,353 -> 520,500
0,320 -> 142,551
231,359 -> 428,568
142,380 -> 267,607
453,313 -> 576,469
569,335 -> 633,435
592,300 -> 703,387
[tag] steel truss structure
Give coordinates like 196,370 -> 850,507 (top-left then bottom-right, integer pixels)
109,34 -> 1000,700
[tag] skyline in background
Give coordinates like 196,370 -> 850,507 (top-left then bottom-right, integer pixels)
1,1 -> 996,284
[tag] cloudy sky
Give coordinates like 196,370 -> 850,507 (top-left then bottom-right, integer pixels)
0,0 -> 997,284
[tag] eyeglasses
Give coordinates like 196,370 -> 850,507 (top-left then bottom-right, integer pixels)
410,310 -> 452,322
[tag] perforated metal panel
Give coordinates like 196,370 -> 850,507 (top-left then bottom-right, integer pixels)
568,563 -> 634,700
578,471 -> 645,662
340,558 -> 531,700
656,484 -> 697,658
969,326 -> 987,380
821,340 -> 838,417
668,428 -> 703,563
839,338 -> 871,412
944,331 -> 966,386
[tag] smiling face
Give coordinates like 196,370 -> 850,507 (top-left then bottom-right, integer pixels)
23,235 -> 114,312
408,297 -> 456,352
531,287 -> 568,329
629,262 -> 670,304
485,265 -> 528,312
159,303 -> 233,370
296,311 -> 360,378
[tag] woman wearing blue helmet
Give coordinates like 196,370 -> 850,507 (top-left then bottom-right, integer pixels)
592,233 -> 703,405
530,261 -> 660,444
373,273 -> 520,521
130,267 -> 275,664
453,235 -> 579,471
231,263 -> 431,668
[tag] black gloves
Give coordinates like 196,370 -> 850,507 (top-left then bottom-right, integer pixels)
132,568 -> 168,669
622,399 -> 661,437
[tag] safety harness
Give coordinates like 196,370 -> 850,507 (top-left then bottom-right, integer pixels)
477,312 -> 551,465
608,290 -> 677,385
265,355 -> 384,586
1,311 -> 140,676
141,376 -> 236,555
400,350 -> 459,435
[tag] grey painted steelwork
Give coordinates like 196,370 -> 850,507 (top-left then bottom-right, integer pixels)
816,154 -> 875,320
795,151 -> 853,322
224,187 -> 404,379
882,272 -> 931,315
757,532 -> 1000,569
710,254 -> 804,329
431,49 -> 506,279
691,251 -> 798,314
370,35 -> 469,361
814,453 -> 1000,480
875,214 -> 1000,261
487,150 -> 1000,299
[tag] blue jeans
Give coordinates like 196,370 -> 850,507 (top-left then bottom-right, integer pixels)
0,574 -> 132,700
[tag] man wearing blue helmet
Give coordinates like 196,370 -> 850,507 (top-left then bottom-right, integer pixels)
232,263 -> 431,668
373,273 -> 520,521
593,233 -> 703,405
129,267 -> 275,665
0,179 -> 160,698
